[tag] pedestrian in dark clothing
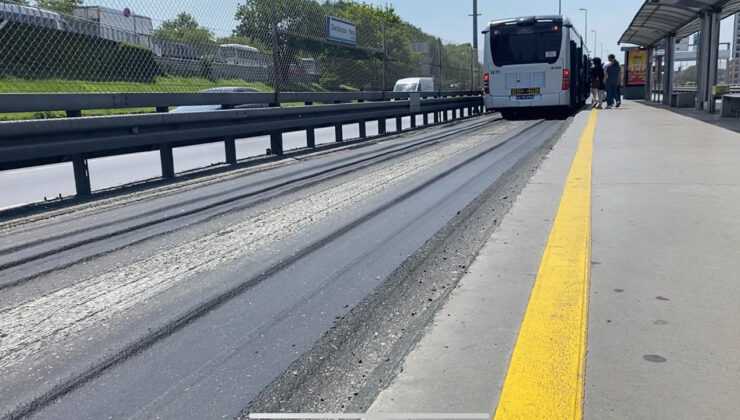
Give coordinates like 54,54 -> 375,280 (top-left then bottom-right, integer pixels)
590,57 -> 605,109
603,54 -> 622,108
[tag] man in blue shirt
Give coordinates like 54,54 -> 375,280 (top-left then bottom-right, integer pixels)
603,54 -> 622,109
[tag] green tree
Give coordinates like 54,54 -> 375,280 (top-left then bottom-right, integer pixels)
319,1 -> 401,89
36,0 -> 82,15
232,0 -> 453,90
676,65 -> 697,85
234,0 -> 325,83
153,12 -> 215,45
441,42 -> 479,89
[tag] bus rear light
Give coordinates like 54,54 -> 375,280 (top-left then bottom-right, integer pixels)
484,73 -> 490,94
562,69 -> 570,90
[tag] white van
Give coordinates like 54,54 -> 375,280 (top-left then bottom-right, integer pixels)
393,77 -> 435,93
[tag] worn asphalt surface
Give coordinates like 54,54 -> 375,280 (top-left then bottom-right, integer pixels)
0,113 -> 566,419
0,116 -> 423,209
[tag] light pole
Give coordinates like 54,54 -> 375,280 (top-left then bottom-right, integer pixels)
579,8 -> 588,47
600,42 -> 604,58
469,0 -> 481,91
592,30 -> 597,57
558,0 -> 561,15
470,0 -> 480,51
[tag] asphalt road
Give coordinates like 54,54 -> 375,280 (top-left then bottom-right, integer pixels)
0,114 -> 442,210
0,114 -> 565,419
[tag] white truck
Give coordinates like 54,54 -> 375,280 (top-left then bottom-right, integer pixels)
393,77 -> 436,93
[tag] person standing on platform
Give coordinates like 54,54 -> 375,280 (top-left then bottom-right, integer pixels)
604,54 -> 622,109
590,57 -> 605,109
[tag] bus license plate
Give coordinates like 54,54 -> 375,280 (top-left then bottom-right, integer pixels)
516,95 -> 535,100
511,88 -> 540,95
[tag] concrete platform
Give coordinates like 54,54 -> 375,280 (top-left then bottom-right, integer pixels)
642,100 -> 740,134
369,101 -> 740,418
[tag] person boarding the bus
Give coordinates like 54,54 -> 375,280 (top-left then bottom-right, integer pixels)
590,57 -> 605,109
604,54 -> 622,109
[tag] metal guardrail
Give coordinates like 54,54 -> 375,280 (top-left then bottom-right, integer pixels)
0,90 -> 478,114
0,92 -> 483,198
657,86 -> 740,93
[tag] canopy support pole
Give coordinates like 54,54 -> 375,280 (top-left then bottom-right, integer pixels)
706,10 -> 721,113
662,35 -> 675,106
645,47 -> 653,101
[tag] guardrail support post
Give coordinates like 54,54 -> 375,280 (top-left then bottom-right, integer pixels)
410,114 -> 417,128
434,111 -> 440,124
304,101 -> 316,148
357,99 -> 367,138
66,110 -> 82,118
396,116 -> 402,132
225,138 -> 237,165
307,128 -> 316,148
335,124 -> 343,142
160,144 -> 175,178
423,113 -> 429,125
359,120 -> 366,138
270,131 -> 283,156
72,155 -> 91,197
444,110 -> 449,122
379,118 -> 386,135
156,106 -> 169,113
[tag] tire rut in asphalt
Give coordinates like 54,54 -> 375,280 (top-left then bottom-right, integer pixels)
241,118 -> 570,415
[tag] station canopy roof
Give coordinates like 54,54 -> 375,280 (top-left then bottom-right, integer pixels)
620,0 -> 740,47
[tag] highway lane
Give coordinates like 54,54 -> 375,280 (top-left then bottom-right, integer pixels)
0,114 -> 486,290
0,113 -> 451,209
0,114 -> 565,419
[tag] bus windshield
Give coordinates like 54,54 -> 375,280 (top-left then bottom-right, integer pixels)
491,22 -> 562,67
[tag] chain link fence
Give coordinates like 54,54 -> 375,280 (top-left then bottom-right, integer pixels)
0,0 -> 482,94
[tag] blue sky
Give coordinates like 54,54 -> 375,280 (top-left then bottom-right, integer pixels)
368,0 -> 643,57
96,0 -> 736,58
363,0 -> 736,58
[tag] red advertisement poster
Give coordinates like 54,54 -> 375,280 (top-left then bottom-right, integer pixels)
627,50 -> 647,86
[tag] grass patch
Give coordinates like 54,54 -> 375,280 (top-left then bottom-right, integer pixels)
339,84 -> 360,92
0,107 -> 162,121
282,82 -> 327,92
0,77 -> 275,120
0,76 -> 274,94
0,78 -> 362,120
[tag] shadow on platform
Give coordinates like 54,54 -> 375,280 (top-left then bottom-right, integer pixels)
639,100 -> 740,133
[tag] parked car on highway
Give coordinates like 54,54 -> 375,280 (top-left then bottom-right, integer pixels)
170,87 -> 268,113
393,77 -> 435,92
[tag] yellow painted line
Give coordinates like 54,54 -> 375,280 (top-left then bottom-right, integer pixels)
493,110 -> 597,420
